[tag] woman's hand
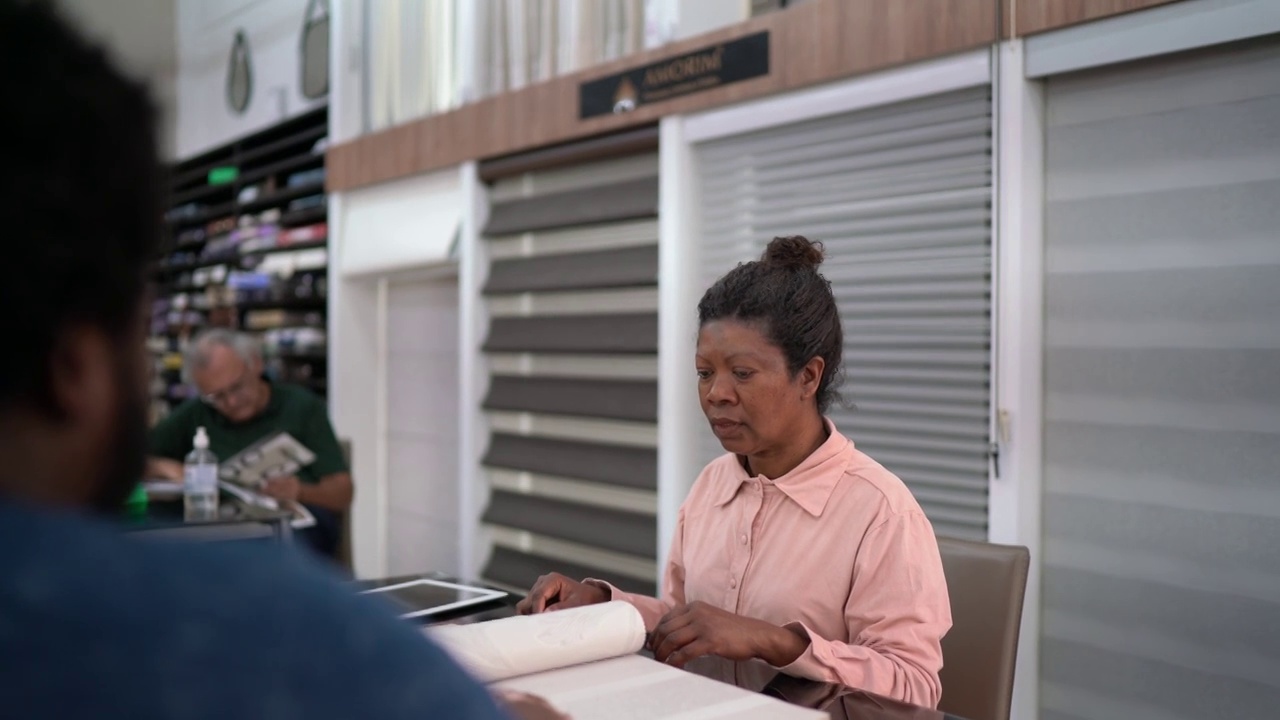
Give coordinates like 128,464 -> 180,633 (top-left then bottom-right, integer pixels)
515,573 -> 609,615
649,601 -> 810,669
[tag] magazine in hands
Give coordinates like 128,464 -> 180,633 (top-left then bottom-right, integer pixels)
217,431 -> 316,529
424,602 -> 824,719
219,431 -> 316,486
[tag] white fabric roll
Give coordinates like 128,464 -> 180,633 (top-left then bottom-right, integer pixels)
425,601 -> 646,683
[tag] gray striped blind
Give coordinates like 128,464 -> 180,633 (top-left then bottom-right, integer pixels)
1041,40 -> 1280,720
694,86 -> 994,541
478,148 -> 661,595
696,83 -> 993,538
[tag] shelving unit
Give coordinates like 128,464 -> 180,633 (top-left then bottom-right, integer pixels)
150,106 -> 330,422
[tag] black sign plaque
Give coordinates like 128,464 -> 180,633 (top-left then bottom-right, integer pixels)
579,32 -> 770,120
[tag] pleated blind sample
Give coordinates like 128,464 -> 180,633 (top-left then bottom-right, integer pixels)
695,86 -> 994,541
1040,40 -> 1280,720
478,147 -> 660,595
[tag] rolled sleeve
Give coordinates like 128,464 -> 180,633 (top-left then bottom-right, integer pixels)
582,580 -> 672,632
778,511 -> 950,709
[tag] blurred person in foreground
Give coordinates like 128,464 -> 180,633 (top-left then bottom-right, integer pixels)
0,3 -> 551,718
518,237 -> 952,708
148,328 -> 352,559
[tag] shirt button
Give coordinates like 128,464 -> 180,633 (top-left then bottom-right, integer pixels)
740,534 -> 748,545
730,578 -> 738,589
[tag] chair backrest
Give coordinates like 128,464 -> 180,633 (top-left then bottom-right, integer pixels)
936,538 -> 1030,720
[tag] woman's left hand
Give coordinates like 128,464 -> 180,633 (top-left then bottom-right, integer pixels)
649,601 -> 810,669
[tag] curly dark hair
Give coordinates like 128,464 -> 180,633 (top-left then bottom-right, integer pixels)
698,236 -> 845,412
0,0 -> 162,414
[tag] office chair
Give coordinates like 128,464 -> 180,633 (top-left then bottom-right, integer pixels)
936,538 -> 1031,720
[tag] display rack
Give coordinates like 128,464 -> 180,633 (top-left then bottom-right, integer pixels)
150,106 -> 329,422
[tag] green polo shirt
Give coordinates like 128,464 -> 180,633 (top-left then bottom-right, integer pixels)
149,381 -> 346,484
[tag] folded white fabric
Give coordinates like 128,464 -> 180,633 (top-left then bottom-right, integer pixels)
426,601 -> 646,683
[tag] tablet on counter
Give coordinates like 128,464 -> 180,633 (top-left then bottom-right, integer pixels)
360,578 -> 507,619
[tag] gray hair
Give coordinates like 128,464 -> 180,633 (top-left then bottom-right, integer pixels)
183,329 -> 262,383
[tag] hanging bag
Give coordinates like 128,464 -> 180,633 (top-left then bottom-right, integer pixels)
226,29 -> 253,114
300,0 -> 330,99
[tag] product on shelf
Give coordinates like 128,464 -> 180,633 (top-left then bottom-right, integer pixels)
280,222 -> 327,244
243,307 -> 324,330
165,202 -> 203,221
206,216 -> 236,236
287,167 -> 326,187
176,227 -> 206,246
263,326 -> 327,355
287,194 -> 326,212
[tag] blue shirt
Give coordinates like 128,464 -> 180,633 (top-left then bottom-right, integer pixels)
0,502 -> 509,719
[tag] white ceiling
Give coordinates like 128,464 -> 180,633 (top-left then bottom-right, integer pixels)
57,0 -> 177,81
56,0 -> 179,157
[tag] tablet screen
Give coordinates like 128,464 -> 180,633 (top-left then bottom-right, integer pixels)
361,578 -> 507,619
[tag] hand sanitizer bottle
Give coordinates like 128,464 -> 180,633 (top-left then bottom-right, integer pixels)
183,426 -> 219,521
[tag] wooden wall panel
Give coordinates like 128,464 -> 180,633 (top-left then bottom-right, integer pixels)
1014,0 -> 1186,36
327,0 -> 997,192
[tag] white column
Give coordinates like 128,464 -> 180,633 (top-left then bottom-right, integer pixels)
329,0 -> 365,142
330,192 -> 388,578
990,40 -> 1046,720
457,161 -> 492,580
656,116 -> 702,584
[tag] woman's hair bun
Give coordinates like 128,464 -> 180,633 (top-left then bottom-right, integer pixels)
760,235 -> 824,270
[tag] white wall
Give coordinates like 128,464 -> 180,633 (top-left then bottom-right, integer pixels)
58,0 -> 178,159
331,165 -> 466,578
328,193 -> 384,576
644,0 -> 749,47
176,0 -> 327,158
339,171 -> 462,277
384,276 -> 461,576
332,265 -> 462,579
992,41 -> 1045,720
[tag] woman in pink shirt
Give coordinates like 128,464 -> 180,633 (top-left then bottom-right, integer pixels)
517,236 -> 952,709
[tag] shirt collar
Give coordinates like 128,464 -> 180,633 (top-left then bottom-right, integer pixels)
711,418 -> 851,517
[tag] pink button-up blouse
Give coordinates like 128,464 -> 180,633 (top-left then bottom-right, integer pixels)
595,421 -> 951,709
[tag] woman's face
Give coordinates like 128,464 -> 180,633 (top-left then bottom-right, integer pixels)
695,319 -> 823,459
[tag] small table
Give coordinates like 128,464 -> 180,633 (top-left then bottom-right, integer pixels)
122,497 -> 295,544
363,573 -> 967,720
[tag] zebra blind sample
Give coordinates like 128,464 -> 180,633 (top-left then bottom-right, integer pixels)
485,245 -> 659,294
483,313 -> 658,355
483,176 -> 659,235
482,491 -> 656,558
486,547 -> 656,596
1041,40 -> 1280,720
478,148 -> 660,592
483,434 -> 656,490
484,376 -> 658,422
694,86 -> 994,541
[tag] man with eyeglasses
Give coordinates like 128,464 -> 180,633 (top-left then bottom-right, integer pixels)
146,328 -> 352,558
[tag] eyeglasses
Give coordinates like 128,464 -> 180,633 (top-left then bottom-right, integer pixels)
201,367 -> 255,407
